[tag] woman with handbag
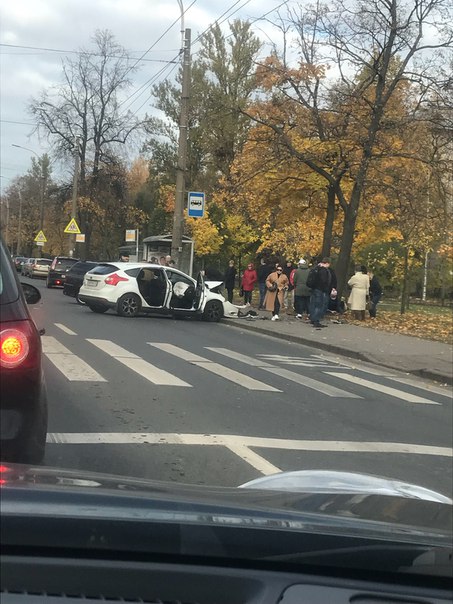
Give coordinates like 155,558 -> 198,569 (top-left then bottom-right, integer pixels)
264,265 -> 289,321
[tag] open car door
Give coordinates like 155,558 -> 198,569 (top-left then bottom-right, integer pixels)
137,267 -> 170,308
193,272 -> 206,311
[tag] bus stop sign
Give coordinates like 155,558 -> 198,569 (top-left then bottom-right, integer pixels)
187,191 -> 204,218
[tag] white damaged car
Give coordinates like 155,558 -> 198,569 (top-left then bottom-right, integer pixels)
78,262 -> 241,322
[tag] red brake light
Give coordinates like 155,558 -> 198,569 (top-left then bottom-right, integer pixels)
105,273 -> 129,286
0,328 -> 30,368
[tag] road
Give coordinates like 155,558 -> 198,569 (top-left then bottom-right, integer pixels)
25,276 -> 452,496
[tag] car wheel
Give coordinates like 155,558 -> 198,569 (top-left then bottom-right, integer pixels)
88,304 -> 108,314
46,281 -> 53,288
117,293 -> 141,317
203,300 -> 223,322
76,292 -> 86,306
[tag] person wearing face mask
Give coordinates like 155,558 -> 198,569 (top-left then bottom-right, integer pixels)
265,265 -> 289,321
241,262 -> 258,305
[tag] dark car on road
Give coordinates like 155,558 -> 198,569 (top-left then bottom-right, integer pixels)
0,235 -> 48,463
13,256 -> 27,272
63,260 -> 98,304
47,255 -> 79,288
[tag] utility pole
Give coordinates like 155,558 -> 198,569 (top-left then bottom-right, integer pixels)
17,190 -> 23,255
69,137 -> 80,257
171,27 -> 191,268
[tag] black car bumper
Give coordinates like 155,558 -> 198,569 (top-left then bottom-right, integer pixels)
0,373 -> 48,463
78,294 -> 114,308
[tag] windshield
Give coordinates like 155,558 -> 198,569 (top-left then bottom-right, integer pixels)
1,0 -> 452,584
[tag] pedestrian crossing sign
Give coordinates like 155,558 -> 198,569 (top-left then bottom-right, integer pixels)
64,218 -> 81,234
34,230 -> 47,243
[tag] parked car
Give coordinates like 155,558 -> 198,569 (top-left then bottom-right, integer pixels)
0,234 -> 48,463
13,256 -> 27,272
21,258 -> 35,277
78,262 -> 225,322
63,260 -> 99,304
46,256 -> 79,288
27,257 -> 52,279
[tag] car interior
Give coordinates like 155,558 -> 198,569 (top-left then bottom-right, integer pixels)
137,268 -> 168,307
167,271 -> 196,310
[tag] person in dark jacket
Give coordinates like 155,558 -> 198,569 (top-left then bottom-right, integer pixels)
257,258 -> 272,309
307,257 -> 337,328
223,259 -> 236,303
292,258 -> 311,319
283,260 -> 294,309
368,270 -> 383,318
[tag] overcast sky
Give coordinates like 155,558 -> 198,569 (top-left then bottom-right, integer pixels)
0,0 -> 286,192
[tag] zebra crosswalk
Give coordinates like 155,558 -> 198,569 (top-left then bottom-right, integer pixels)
41,328 -> 452,405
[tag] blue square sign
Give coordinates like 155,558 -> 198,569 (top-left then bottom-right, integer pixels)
188,191 -> 205,217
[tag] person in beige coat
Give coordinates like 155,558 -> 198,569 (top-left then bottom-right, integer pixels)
347,265 -> 370,320
264,265 -> 289,321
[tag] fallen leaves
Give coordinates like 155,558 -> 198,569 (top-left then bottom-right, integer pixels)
346,310 -> 453,344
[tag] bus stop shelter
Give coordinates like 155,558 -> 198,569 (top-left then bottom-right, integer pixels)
142,234 -> 194,276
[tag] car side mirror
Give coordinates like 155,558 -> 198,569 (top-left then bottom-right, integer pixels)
21,283 -> 41,305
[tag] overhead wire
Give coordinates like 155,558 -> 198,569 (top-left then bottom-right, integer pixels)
0,43 -> 178,62
121,0 -> 198,80
124,0 -> 292,118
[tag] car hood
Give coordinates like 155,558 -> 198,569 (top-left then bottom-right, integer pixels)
1,465 -> 451,542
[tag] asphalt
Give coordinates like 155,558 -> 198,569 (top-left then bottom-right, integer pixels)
224,310 -> 453,386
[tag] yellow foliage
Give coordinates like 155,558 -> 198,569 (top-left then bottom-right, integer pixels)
186,211 -> 223,257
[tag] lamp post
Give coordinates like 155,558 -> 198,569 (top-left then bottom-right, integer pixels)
11,144 -> 46,231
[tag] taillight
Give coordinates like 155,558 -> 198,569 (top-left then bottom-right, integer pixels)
0,328 -> 30,368
0,321 -> 40,369
0,464 -> 12,486
105,273 -> 129,286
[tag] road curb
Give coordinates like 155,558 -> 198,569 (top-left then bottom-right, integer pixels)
222,319 -> 453,386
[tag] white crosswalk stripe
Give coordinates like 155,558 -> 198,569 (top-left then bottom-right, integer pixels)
206,348 -> 359,398
54,323 -> 77,336
257,354 -> 348,368
42,336 -> 106,382
41,334 -> 448,404
326,372 -> 440,405
87,339 -> 191,387
149,343 -> 281,391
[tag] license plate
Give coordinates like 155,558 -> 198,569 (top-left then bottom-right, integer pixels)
87,280 -> 98,287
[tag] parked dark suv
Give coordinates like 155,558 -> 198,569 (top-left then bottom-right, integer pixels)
0,234 -> 48,463
47,256 -> 79,288
63,260 -> 98,304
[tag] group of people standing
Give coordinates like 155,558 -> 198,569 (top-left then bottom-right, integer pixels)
223,257 -> 382,327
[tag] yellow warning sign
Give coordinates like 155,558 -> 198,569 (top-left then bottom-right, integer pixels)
64,218 -> 81,234
34,230 -> 47,243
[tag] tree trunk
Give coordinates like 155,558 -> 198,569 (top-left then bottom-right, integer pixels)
400,246 -> 409,314
321,185 -> 335,258
440,255 -> 446,307
334,202 -> 358,297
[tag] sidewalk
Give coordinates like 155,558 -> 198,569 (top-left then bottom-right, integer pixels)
223,311 -> 453,386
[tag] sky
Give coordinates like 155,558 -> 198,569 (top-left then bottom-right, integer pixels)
0,0 -> 287,193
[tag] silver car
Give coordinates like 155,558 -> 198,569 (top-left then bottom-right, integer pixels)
27,258 -> 52,278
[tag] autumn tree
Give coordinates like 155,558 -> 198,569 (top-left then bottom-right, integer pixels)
29,30 -> 144,255
2,155 -> 55,255
248,0 -> 452,295
146,20 -> 261,192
